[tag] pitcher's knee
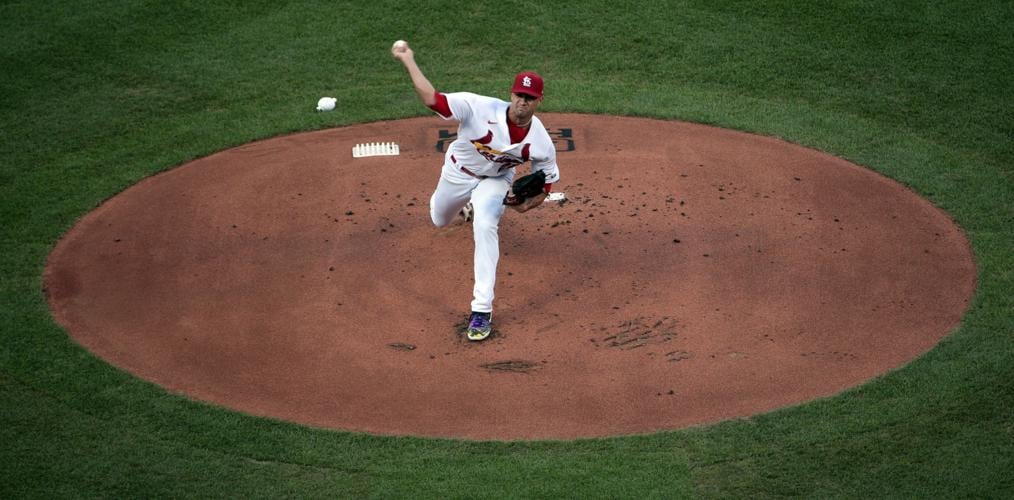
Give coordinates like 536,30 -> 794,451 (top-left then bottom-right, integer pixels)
431,212 -> 451,228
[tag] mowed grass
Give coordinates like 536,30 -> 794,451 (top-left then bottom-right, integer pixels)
2,0 -> 1012,497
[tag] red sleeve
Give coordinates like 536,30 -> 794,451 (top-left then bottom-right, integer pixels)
427,91 -> 452,118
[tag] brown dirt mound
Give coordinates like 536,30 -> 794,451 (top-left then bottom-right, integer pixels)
43,114 -> 976,440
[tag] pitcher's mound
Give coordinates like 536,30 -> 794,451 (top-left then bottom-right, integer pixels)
44,114 -> 976,440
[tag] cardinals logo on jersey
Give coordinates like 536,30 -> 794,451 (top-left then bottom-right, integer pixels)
473,142 -> 523,171
470,130 -> 530,172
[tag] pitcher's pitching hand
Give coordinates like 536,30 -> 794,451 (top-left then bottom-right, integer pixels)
391,40 -> 411,60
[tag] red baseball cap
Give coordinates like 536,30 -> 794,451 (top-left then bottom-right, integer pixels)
511,71 -> 544,98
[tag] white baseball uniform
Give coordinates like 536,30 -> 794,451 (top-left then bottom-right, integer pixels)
428,91 -> 560,313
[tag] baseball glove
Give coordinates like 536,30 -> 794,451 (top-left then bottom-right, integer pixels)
503,170 -> 546,206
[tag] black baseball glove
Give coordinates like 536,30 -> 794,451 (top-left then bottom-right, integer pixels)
503,170 -> 546,206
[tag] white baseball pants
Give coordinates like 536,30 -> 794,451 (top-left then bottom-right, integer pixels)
429,163 -> 513,313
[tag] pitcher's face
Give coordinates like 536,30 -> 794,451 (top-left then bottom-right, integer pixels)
509,92 -> 542,125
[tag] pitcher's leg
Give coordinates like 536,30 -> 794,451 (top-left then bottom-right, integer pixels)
429,165 -> 476,227
469,177 -> 511,313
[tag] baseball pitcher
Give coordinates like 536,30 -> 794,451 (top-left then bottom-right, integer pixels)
391,40 -> 561,341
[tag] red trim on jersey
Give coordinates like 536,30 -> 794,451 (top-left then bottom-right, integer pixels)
428,91 -> 452,118
472,129 -> 494,145
520,143 -> 531,161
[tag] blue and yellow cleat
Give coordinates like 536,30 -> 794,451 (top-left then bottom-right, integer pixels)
466,311 -> 492,341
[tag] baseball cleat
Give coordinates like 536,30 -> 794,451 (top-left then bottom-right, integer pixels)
466,311 -> 492,341
459,202 -> 474,222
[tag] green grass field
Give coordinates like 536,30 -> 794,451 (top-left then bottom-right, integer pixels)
2,1 -> 1012,497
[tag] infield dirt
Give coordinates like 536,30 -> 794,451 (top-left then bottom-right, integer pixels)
44,114 -> 976,440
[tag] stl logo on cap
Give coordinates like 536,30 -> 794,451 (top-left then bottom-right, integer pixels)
511,71 -> 544,98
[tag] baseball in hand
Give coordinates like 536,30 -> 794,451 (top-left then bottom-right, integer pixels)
392,39 -> 408,55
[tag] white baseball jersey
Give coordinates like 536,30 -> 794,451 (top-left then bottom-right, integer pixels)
437,92 -> 561,184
